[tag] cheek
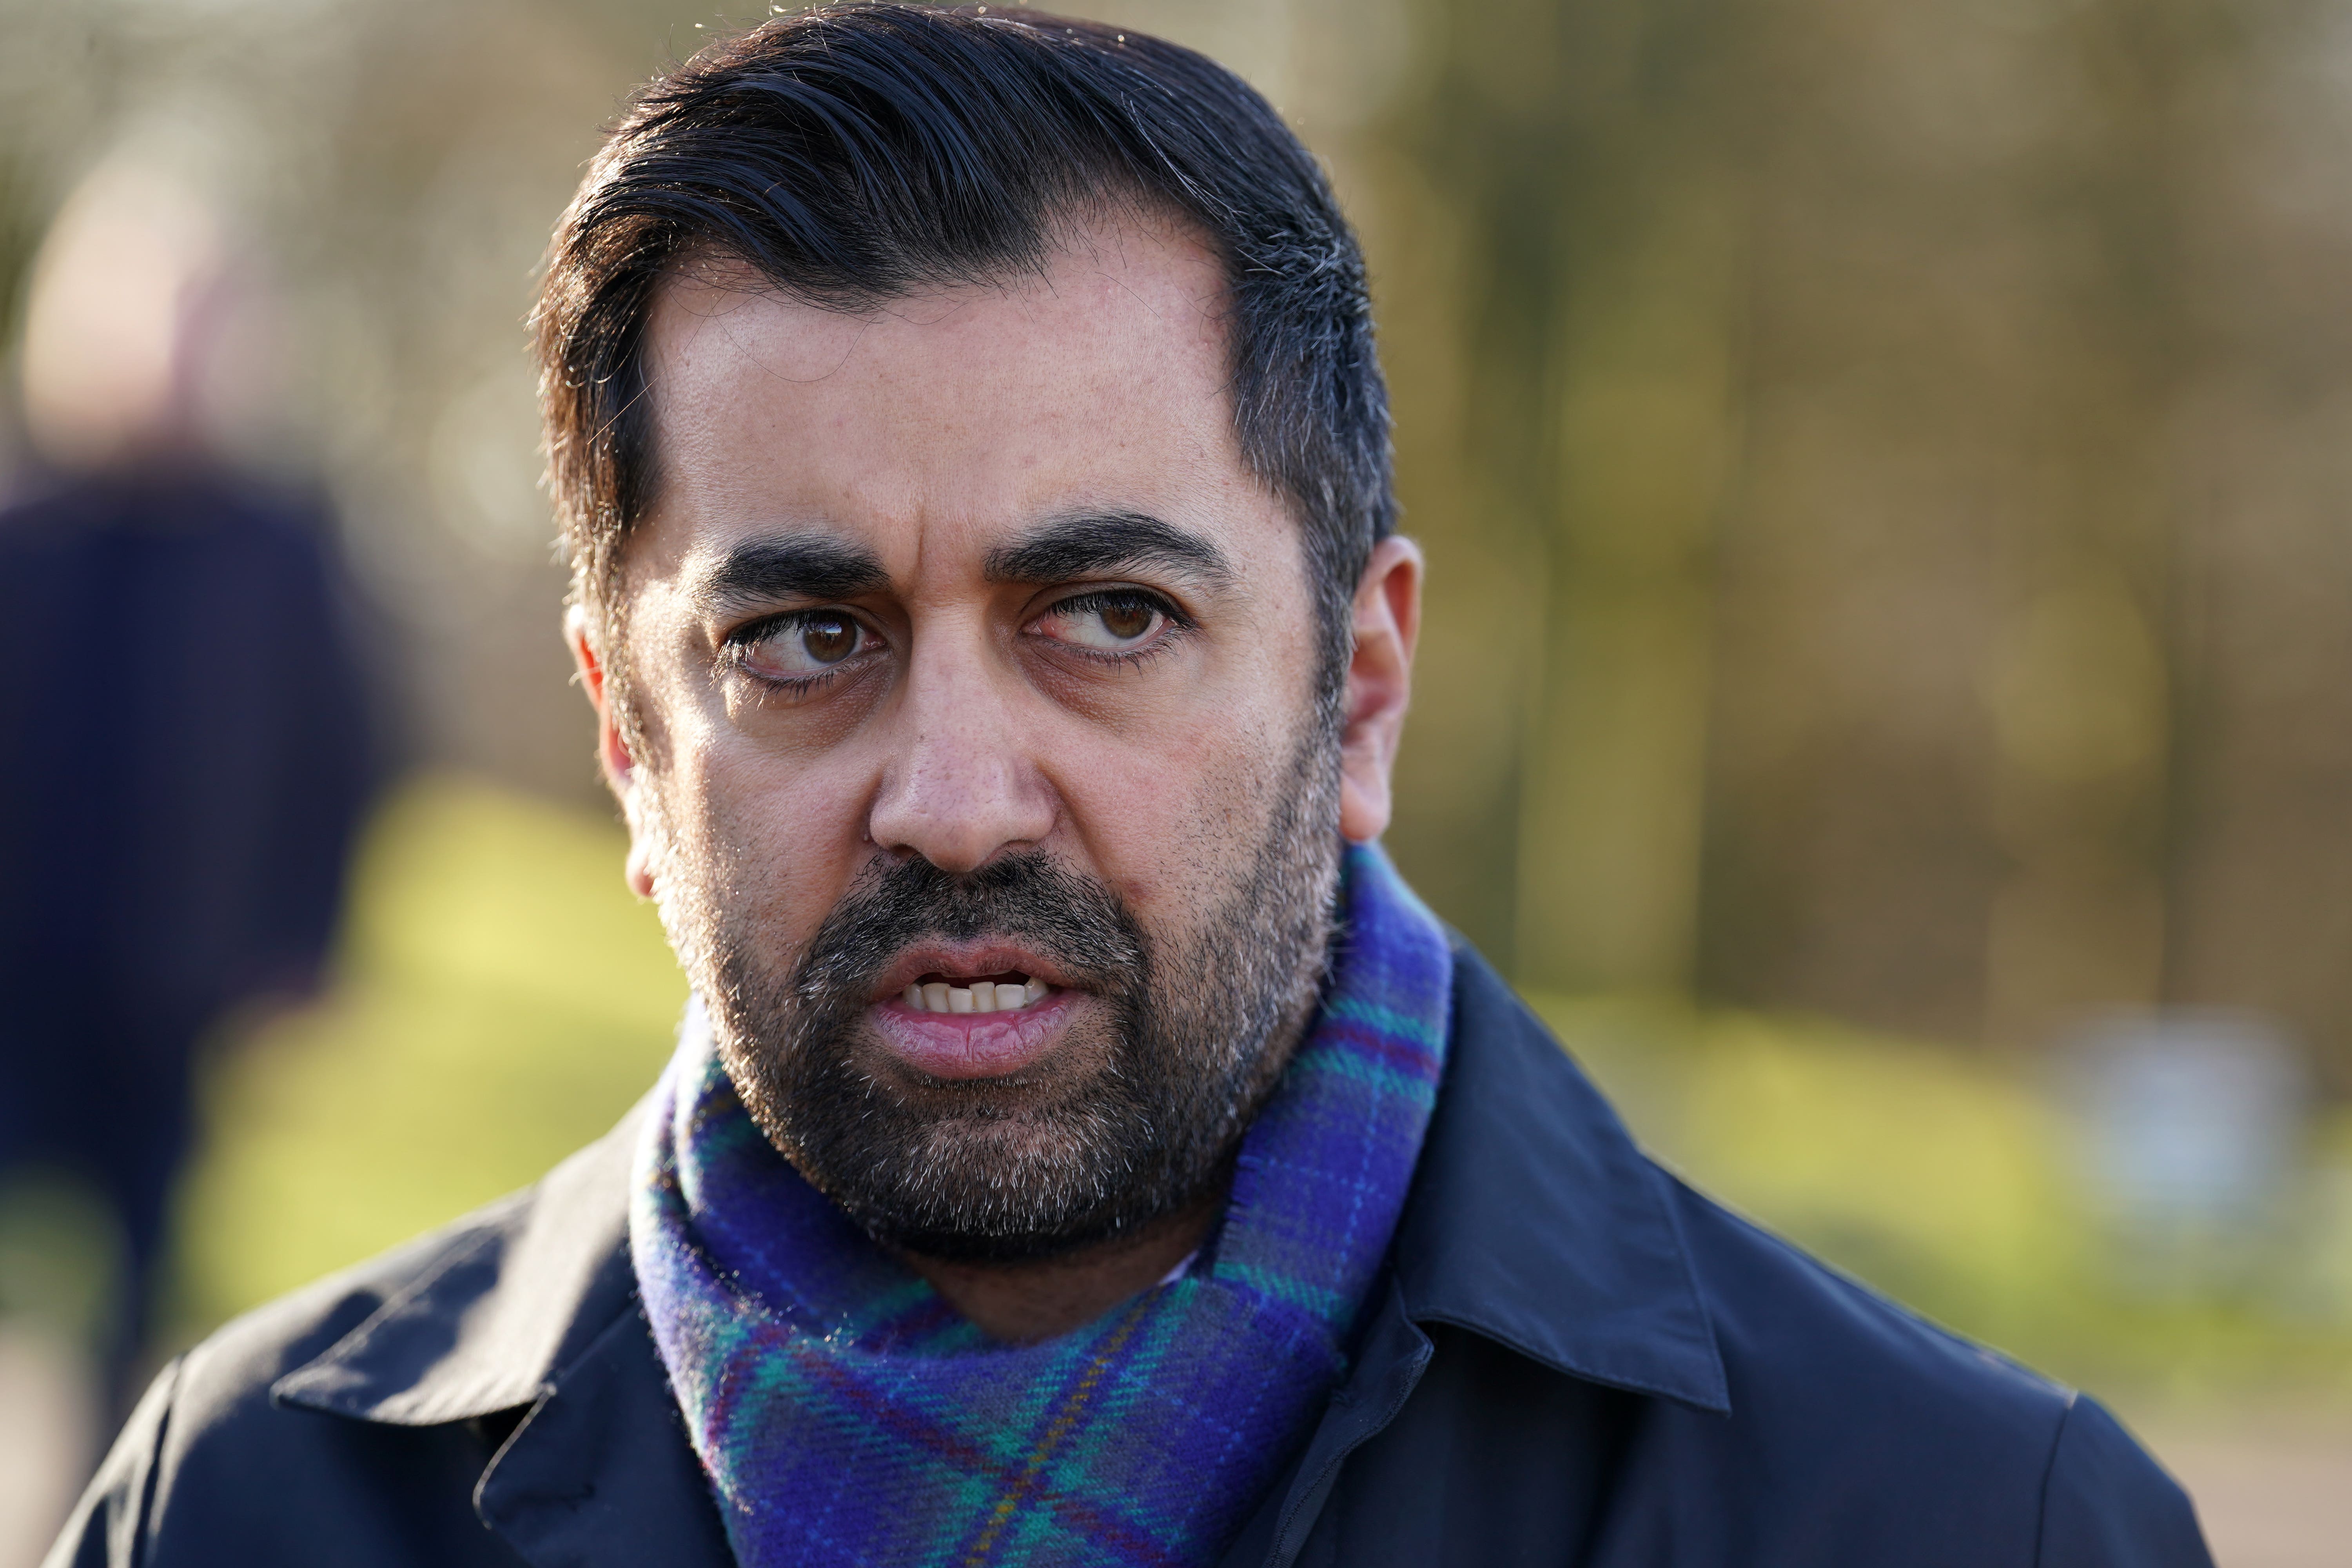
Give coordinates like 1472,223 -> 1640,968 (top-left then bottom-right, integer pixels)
1060,686 -> 1303,913
1062,593 -> 1323,904
656,726 -> 874,942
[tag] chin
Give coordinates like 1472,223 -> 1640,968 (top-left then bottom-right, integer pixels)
797,1096 -> 1212,1263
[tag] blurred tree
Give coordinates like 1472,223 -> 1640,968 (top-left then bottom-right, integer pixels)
1373,0 -> 1743,990
1367,0 -> 2352,1080
1691,0 -> 2209,1047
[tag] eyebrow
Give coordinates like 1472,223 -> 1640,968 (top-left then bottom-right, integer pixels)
983,512 -> 1235,589
692,533 -> 891,616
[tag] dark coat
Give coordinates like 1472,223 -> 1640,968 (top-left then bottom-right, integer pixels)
0,469 -> 379,1405
48,945 -> 2212,1567
0,471 -> 376,1038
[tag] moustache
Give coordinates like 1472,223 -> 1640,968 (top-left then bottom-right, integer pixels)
789,851 -> 1150,1006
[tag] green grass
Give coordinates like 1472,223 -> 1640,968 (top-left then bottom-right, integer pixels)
167,777 -> 2352,1423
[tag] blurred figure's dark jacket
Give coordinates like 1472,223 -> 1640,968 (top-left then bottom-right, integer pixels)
0,470 -> 376,1300
47,946 -> 2212,1568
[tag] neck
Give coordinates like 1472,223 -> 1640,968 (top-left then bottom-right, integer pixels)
897,1180 -> 1228,1345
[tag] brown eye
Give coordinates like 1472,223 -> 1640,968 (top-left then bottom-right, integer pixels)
737,610 -> 874,682
1098,599 -> 1156,641
802,615 -> 857,664
1033,590 -> 1173,653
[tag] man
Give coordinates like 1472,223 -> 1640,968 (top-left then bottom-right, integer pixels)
51,8 -> 2211,1566
3,158 -> 379,1424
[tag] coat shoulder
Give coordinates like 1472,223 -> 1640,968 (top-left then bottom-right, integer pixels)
45,1205 -> 528,1568
165,1187 -> 531,1437
1640,1171 -> 2208,1565
1424,942 -> 2206,1564
45,1113 -> 642,1568
1662,1169 -> 2073,1433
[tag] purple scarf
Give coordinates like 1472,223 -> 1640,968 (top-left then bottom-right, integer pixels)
630,845 -> 1451,1566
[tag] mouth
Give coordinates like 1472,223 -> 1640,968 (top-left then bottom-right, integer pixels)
897,970 -> 1054,1015
869,944 -> 1081,1011
865,947 -> 1091,1081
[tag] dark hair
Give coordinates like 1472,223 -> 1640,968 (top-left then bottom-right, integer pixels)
533,3 -> 1392,693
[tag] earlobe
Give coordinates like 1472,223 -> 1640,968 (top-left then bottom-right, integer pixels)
1337,537 -> 1423,844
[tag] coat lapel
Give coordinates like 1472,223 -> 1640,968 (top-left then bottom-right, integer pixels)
1225,942 -> 1730,1567
1394,942 -> 1729,1413
472,1297 -> 734,1568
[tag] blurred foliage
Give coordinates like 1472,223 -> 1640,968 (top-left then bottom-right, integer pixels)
173,781 -> 2352,1417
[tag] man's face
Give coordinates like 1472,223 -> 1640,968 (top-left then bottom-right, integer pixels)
592,218 -> 1358,1259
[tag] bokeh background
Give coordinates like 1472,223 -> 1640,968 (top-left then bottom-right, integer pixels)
4,0 -> 2352,1560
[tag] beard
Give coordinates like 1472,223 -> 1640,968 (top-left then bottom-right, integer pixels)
667,722 -> 1343,1263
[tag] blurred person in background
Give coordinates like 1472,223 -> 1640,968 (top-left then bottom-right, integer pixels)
51,10 -> 2207,1567
0,158 -> 378,1418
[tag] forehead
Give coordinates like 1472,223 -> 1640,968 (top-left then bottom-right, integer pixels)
634,218 -> 1280,581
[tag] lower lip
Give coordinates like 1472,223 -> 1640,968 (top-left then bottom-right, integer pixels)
867,989 -> 1083,1080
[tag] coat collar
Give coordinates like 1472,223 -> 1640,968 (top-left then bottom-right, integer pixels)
272,1105 -> 645,1425
272,1100 -> 739,1566
272,936 -> 1729,1433
1396,942 -> 1729,1413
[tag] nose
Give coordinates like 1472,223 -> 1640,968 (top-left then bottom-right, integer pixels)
865,633 -> 1058,874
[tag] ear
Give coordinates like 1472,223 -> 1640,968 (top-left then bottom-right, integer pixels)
1338,535 -> 1424,844
566,604 -> 657,899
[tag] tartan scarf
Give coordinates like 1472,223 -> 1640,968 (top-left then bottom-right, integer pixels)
629,844 -> 1452,1568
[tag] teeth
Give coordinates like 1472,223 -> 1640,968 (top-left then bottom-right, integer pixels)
901,974 -> 1054,1014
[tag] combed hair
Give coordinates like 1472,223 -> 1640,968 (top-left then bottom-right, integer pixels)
533,2 -> 1393,691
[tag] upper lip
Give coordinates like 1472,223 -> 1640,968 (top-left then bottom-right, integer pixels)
868,942 -> 1086,1002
